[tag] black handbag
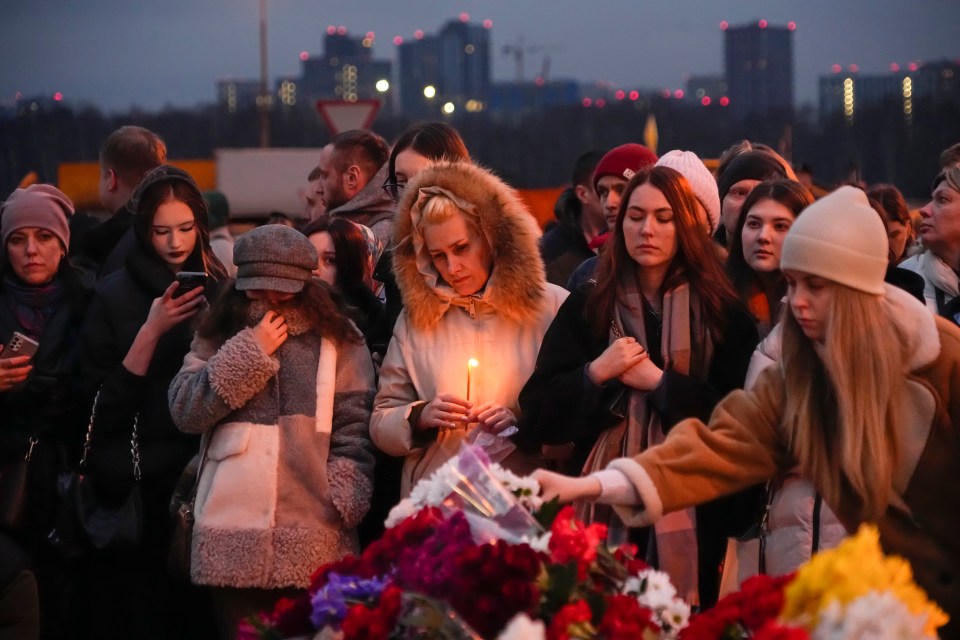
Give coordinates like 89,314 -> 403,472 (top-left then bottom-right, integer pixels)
166,445 -> 204,579
0,437 -> 37,530
48,389 -> 143,556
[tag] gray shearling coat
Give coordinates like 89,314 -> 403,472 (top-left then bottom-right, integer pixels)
169,320 -> 375,589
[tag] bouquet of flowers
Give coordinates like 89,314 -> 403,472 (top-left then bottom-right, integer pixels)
681,524 -> 949,640
243,445 -> 690,640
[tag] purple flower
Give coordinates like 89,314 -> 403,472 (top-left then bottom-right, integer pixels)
309,573 -> 390,630
394,512 -> 475,597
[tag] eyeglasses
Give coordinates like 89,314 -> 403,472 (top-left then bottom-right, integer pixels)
382,180 -> 404,202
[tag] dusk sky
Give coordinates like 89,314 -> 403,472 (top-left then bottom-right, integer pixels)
2,0 -> 957,112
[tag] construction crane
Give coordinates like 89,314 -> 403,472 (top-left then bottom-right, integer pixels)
501,38 -> 563,82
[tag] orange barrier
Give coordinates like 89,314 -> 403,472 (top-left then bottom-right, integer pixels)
517,187 -> 565,230
57,160 -> 216,211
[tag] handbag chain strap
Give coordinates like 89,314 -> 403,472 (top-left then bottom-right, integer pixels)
79,388 -> 142,482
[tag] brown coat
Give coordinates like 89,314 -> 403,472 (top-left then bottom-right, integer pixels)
609,299 -> 960,633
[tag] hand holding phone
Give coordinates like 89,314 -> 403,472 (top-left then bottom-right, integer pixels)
172,271 -> 208,299
0,332 -> 37,391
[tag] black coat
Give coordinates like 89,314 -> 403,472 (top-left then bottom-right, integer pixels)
517,285 -> 762,606
0,263 -> 92,535
73,243 -> 214,496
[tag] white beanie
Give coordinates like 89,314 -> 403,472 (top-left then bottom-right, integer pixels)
655,150 -> 721,234
780,186 -> 888,295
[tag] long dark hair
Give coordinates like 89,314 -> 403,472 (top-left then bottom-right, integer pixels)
588,166 -> 740,341
132,181 -> 228,281
726,179 -> 814,302
301,217 -> 371,291
195,279 -> 362,346
387,122 -> 469,185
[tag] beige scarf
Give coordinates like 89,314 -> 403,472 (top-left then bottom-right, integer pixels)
576,271 -> 713,604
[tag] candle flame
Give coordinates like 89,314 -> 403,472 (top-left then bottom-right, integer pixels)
468,358 -> 479,368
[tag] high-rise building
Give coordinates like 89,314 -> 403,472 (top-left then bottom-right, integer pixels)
397,35 -> 442,118
216,78 -> 262,113
298,28 -> 392,110
397,17 -> 492,117
437,19 -> 491,106
723,20 -> 794,117
819,59 -> 960,124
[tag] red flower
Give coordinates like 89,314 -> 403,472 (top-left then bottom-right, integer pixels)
548,506 -> 608,579
446,541 -> 543,638
340,584 -> 403,640
310,507 -> 446,593
753,621 -> 810,640
738,574 -> 793,630
270,595 -> 313,637
612,543 -> 650,575
599,594 -> 660,639
681,572 -> 795,639
548,600 -> 593,640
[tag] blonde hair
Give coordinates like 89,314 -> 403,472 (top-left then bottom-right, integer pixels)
415,193 -> 485,241
781,285 -> 904,521
416,193 -> 460,229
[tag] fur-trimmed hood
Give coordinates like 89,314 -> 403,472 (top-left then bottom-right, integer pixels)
392,161 -> 547,330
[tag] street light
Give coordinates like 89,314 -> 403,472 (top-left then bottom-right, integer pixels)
423,85 -> 437,99
376,79 -> 390,93
442,102 -> 455,114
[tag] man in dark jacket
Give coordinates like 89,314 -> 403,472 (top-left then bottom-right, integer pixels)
73,126 -> 166,276
317,130 -> 394,250
540,150 -> 605,287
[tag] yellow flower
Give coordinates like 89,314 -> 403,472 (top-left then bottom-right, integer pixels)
781,524 -> 948,637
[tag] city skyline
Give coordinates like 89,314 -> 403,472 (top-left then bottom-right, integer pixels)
2,0 -> 957,112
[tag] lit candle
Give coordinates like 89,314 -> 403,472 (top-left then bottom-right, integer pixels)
466,358 -> 479,402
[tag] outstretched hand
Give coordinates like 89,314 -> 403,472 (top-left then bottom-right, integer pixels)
532,469 -> 602,504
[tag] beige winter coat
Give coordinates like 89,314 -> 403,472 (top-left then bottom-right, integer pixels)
370,162 -> 568,496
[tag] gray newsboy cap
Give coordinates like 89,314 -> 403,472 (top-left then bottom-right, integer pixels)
233,224 -> 318,293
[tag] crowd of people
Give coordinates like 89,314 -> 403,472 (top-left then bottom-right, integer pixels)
1,121 -> 959,639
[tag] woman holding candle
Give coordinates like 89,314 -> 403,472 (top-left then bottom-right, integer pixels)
370,161 -> 568,497
517,166 -> 759,607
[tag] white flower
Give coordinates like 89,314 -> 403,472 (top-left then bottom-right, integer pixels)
489,465 -> 543,511
408,459 -> 460,507
657,599 -> 691,638
496,613 -> 546,640
520,531 -> 552,554
812,591 -> 931,640
384,498 -> 417,529
633,569 -> 678,610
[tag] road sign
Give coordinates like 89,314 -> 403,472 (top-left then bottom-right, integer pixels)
315,99 -> 381,135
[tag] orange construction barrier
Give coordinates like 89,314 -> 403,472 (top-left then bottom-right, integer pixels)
57,160 -> 216,211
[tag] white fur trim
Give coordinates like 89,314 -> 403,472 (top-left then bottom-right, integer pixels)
607,457 -> 664,527
884,283 -> 941,371
315,339 -> 338,433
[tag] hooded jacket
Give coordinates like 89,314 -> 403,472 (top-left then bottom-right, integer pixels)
605,285 -> 960,633
328,163 -> 397,250
370,162 -> 568,496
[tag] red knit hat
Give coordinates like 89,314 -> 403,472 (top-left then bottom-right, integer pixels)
592,144 -> 658,193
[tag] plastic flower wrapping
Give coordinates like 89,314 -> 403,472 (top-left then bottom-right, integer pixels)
243,446 -> 948,640
243,445 -> 688,640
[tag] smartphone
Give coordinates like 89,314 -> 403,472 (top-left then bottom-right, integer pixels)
172,271 -> 208,299
0,331 -> 39,363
